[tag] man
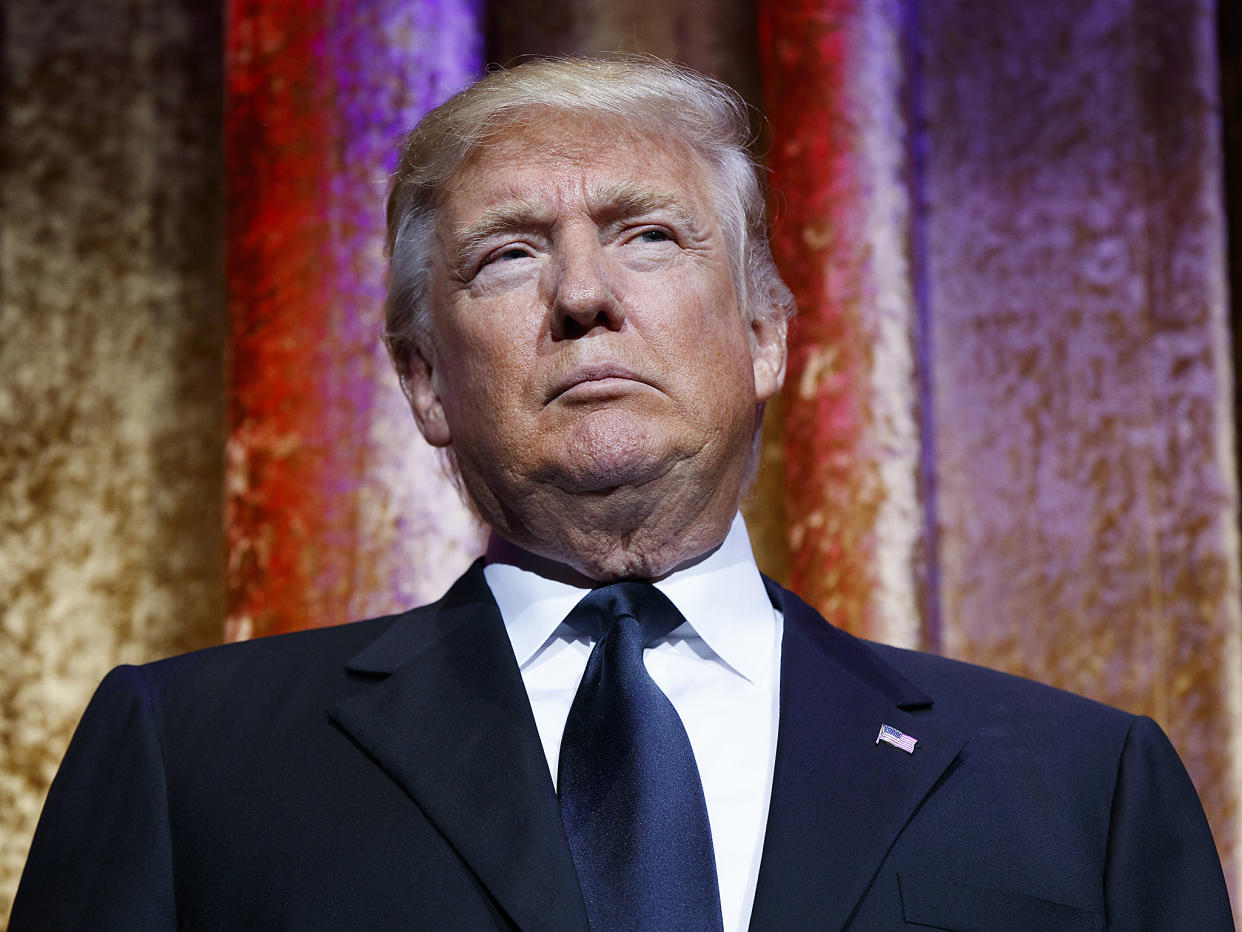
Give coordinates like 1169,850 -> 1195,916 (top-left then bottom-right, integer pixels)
13,56 -> 1232,930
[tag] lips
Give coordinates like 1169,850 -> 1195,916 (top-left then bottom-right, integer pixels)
549,362 -> 650,401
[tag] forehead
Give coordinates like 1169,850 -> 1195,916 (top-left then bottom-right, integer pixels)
438,114 -> 719,222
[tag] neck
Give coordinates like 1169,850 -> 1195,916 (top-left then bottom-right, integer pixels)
485,522 -> 732,584
481,482 -> 739,582
458,422 -> 756,581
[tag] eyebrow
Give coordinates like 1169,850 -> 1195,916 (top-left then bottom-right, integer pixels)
450,181 -> 705,276
585,182 -> 703,234
452,197 -> 554,275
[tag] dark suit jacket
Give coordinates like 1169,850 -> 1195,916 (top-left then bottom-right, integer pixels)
12,562 -> 1232,930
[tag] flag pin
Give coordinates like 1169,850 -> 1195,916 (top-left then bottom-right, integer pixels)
877,723 -> 917,754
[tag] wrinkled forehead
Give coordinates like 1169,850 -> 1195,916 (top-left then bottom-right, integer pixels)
436,109 -> 722,216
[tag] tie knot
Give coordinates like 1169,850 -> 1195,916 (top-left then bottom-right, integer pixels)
562,580 -> 685,646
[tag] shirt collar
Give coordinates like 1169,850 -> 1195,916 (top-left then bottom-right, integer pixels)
482,513 -> 778,684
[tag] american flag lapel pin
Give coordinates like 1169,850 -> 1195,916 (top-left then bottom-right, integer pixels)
877,723 -> 917,754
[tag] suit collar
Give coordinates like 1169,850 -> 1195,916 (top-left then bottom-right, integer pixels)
484,513 -> 776,685
329,561 -> 589,932
761,575 -> 934,710
341,560 -> 497,676
750,579 -> 966,929
330,565 -> 964,931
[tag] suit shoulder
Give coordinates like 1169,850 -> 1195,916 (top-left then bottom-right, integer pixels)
95,563 -> 493,723
144,611 -> 401,677
865,639 -> 1136,730
771,575 -> 1137,733
115,605 -> 436,713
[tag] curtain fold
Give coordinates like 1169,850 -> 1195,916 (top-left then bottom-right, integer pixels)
758,0 -> 1240,906
224,0 -> 486,639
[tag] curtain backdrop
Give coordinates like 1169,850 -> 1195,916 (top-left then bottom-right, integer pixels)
3,0 -> 1238,918
760,2 -> 1241,913
1,0 -> 228,908
225,0 -> 485,641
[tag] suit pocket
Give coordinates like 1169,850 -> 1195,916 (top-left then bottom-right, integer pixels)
897,873 -> 1103,932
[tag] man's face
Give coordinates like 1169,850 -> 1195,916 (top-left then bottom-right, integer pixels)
405,114 -> 785,548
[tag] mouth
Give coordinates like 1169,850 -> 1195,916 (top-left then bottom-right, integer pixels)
550,362 -> 651,402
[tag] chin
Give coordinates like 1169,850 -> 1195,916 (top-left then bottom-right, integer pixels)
551,454 -> 670,494
548,418 -> 677,492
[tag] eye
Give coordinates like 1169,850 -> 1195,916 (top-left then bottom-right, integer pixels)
473,244 -> 537,277
492,245 -> 534,262
466,241 -> 540,284
627,227 -> 676,247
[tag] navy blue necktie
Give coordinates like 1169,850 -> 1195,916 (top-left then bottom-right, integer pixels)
557,582 -> 725,932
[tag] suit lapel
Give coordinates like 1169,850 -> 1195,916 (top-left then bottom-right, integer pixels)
749,581 -> 967,930
328,562 -> 589,932
326,565 -> 962,930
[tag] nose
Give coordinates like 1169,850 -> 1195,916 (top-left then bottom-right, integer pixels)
548,231 -> 624,340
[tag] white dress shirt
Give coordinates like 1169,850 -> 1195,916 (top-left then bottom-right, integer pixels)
483,513 -> 782,932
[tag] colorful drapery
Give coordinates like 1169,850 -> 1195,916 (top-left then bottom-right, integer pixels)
225,0 -> 486,639
3,0 -> 1238,917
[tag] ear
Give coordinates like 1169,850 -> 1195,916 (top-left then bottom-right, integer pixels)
401,345 -> 453,447
749,311 -> 787,403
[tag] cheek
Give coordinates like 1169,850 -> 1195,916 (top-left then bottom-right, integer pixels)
435,329 -> 536,430
681,295 -> 754,367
